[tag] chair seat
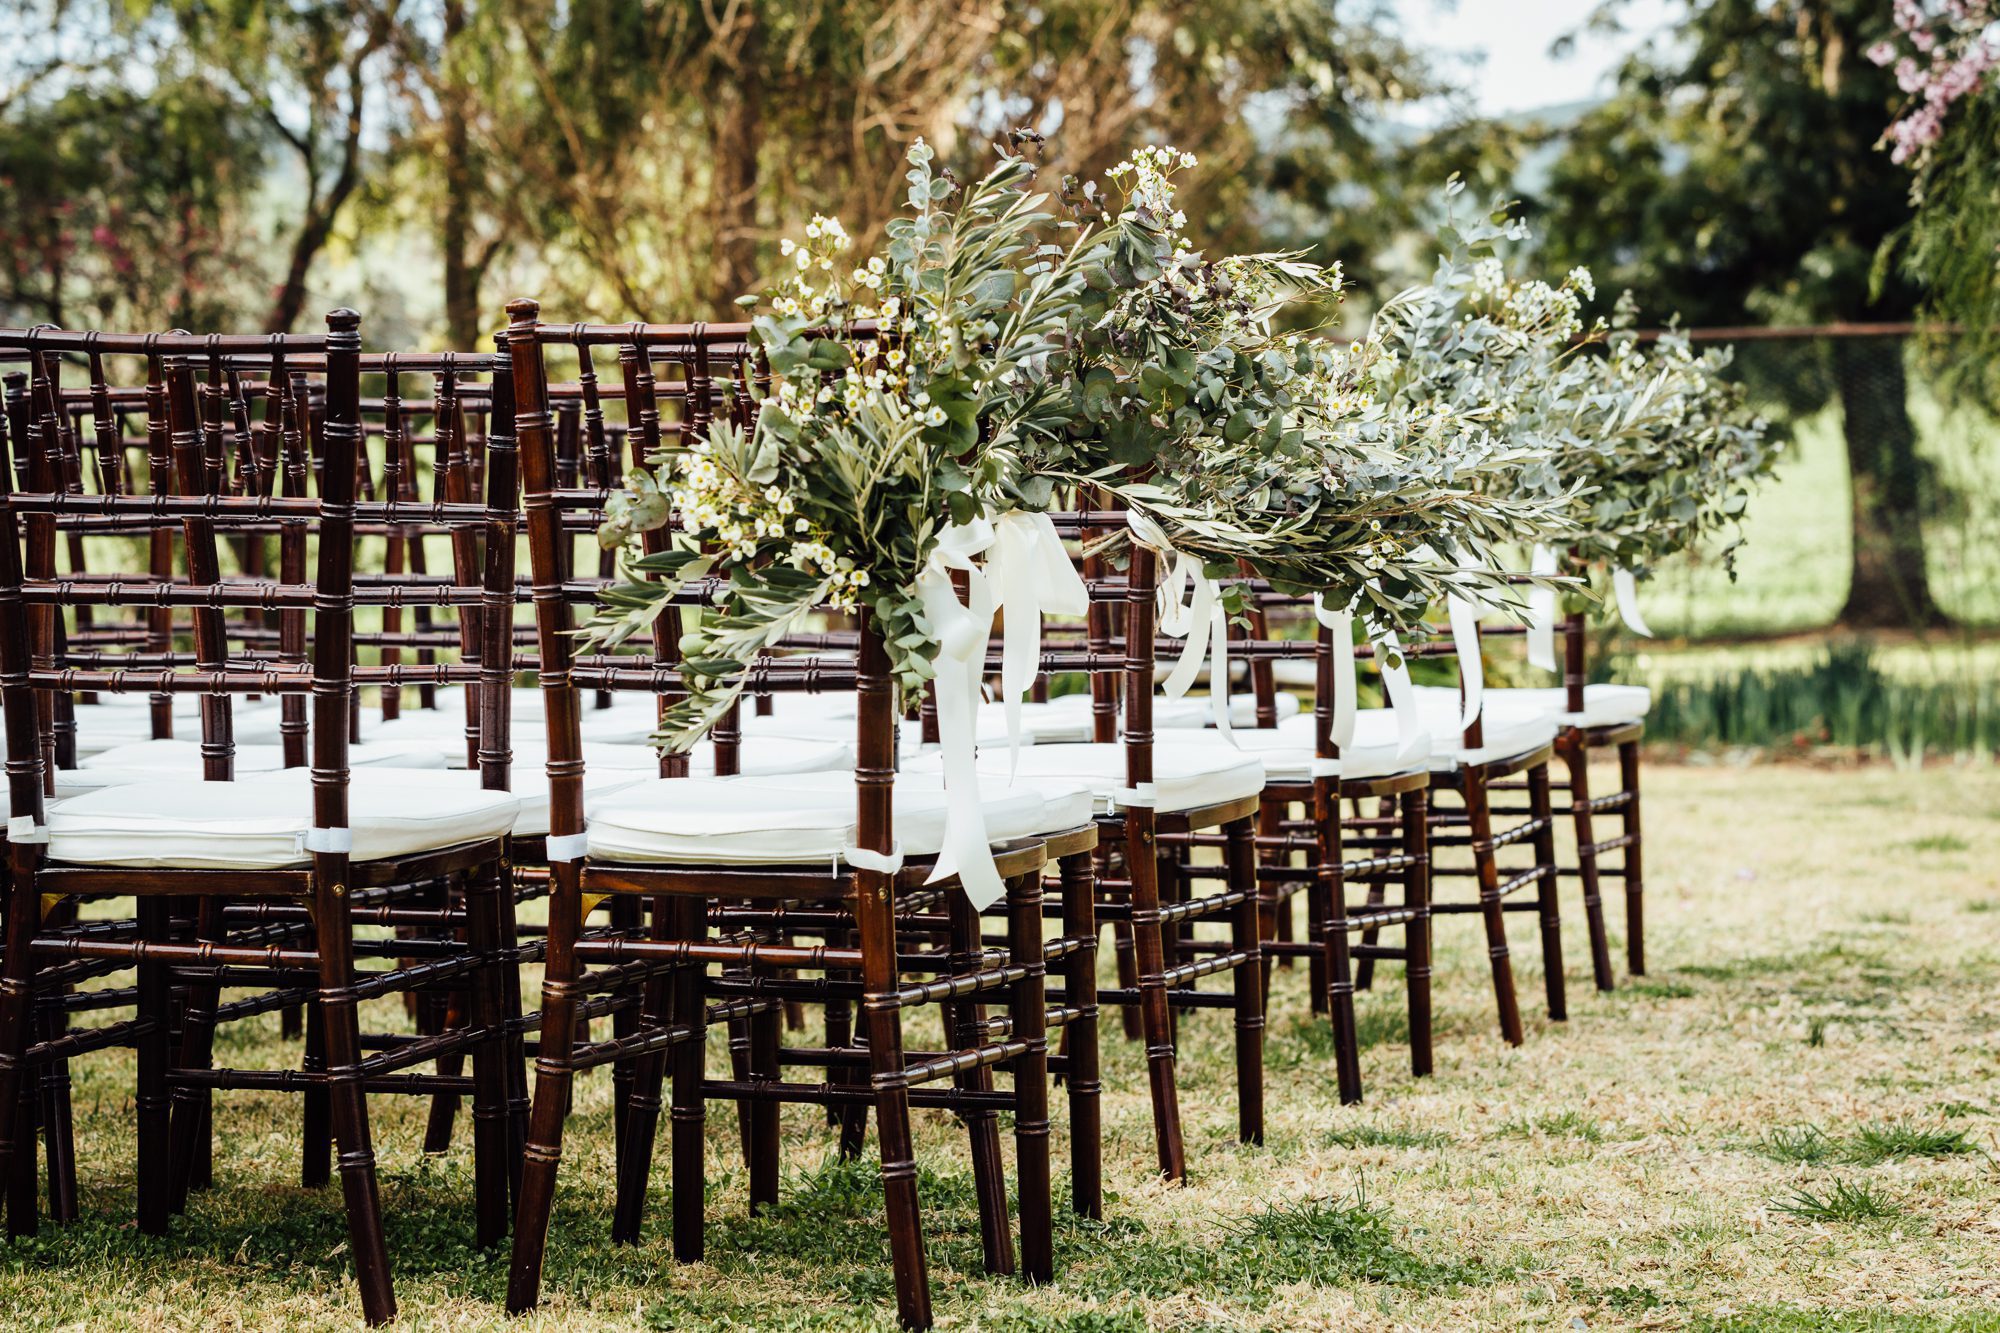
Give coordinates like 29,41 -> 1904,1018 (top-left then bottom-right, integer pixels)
1010,690 -> 1300,740
1160,710 -> 1430,781
43,771 -> 520,869
507,735 -> 854,777
907,742 -> 1265,814
337,766 -> 649,840
71,699 -> 284,758
1408,694 -> 1559,771
584,771 -> 1056,867
1464,683 -> 1652,729
76,738 -> 448,780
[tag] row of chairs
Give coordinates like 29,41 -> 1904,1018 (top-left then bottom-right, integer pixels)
0,307 -> 1648,1328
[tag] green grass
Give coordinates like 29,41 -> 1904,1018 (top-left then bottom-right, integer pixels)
1773,1179 -> 1906,1224
5,763 -> 2000,1328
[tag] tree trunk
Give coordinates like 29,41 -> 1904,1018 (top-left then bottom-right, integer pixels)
440,0 -> 481,351
1833,336 -> 1946,628
708,10 -> 765,315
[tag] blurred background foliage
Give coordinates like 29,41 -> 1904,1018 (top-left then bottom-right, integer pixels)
2,0 -> 1995,756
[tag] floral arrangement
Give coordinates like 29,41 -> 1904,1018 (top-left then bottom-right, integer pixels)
585,136 -> 1104,748
1026,151 -> 1577,639
1364,186 -> 1778,587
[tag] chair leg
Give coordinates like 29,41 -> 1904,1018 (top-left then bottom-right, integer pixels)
506,863 -> 586,1315
946,895 -> 1013,1277
745,971 -> 783,1215
1226,817 -> 1265,1146
1401,789 -> 1434,1079
1008,870 -> 1054,1285
1314,778 -> 1362,1105
612,897 -> 673,1245
608,894 -> 643,1176
6,1056 -> 35,1237
37,901 -> 75,1225
1057,851 -> 1101,1221
1258,798 -> 1292,969
313,868 -> 397,1327
1107,840 -> 1142,1042
855,870 -> 932,1330
667,895 -> 709,1266
1125,808 -> 1186,1183
0,864 -> 41,1236
134,896 -> 174,1234
166,897 -> 226,1213
492,860 -> 531,1207
1464,771 -> 1525,1046
421,879 -> 466,1157
301,995 -> 332,1189
1620,739 -> 1646,976
463,864 -> 513,1250
1529,762 -> 1567,1022
1561,732 -> 1615,991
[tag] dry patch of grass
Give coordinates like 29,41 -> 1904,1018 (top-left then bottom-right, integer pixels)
3,762 -> 1999,1330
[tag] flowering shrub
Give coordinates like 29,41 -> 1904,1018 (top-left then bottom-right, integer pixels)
1868,1 -> 1998,169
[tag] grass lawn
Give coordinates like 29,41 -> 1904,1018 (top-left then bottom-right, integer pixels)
3,761 -> 1997,1331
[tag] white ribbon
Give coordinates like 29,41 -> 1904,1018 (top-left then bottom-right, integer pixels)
1447,594 -> 1485,731
1526,544 -> 1559,673
1612,567 -> 1654,638
1110,782 -> 1158,809
1311,594 -> 1357,752
914,518 -> 1006,910
1375,630 -> 1430,763
545,830 -> 589,863
990,511 -> 1090,775
844,841 -> 905,876
1127,512 -> 1234,745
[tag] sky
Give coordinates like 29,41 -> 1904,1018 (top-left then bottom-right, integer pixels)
1390,0 -> 1682,117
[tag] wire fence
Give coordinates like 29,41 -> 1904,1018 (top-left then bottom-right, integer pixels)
1638,325 -> 2000,639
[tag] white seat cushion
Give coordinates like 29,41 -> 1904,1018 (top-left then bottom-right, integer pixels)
336,766 -> 647,840
78,738 -> 448,777
1407,691 -> 1558,770
507,735 -> 853,778
1477,683 -> 1651,729
44,771 -> 519,869
71,698 -> 281,757
585,771 -> 1046,867
1018,690 -> 1300,737
907,742 -> 1265,815
1158,709 -> 1429,782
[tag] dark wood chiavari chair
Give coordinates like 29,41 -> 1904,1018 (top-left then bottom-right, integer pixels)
0,315 -> 529,1326
1188,591 -> 1436,1104
502,304 -> 1101,1330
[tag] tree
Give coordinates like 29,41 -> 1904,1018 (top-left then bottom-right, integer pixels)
1531,0 -> 1943,628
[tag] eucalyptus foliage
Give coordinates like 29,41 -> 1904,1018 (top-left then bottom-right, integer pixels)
1367,189 -> 1780,586
1029,152 -> 1577,636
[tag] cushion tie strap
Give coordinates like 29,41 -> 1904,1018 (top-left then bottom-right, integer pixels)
7,816 -> 48,845
1109,783 -> 1158,810
302,826 -> 351,854
843,842 -> 904,876
1307,757 -> 1343,779
545,830 -> 590,863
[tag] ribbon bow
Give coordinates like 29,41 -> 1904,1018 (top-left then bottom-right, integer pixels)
990,510 -> 1091,774
913,518 -> 1006,909
1127,511 -> 1235,744
1311,593 -> 1357,753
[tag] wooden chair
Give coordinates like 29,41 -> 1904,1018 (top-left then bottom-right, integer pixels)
501,303 -> 1092,1330
0,315 -> 527,1325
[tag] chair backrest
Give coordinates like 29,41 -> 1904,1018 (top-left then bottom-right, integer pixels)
505,299 -> 875,859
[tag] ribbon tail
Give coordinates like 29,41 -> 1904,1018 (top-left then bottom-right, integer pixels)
1158,559 -> 1211,700
1329,609 -> 1357,751
1527,543 -> 1558,673
1208,597 -> 1235,746
1613,568 -> 1654,638
1448,594 -> 1484,731
1378,631 -> 1430,764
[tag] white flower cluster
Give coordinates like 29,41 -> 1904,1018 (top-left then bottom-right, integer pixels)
1108,144 -> 1195,236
